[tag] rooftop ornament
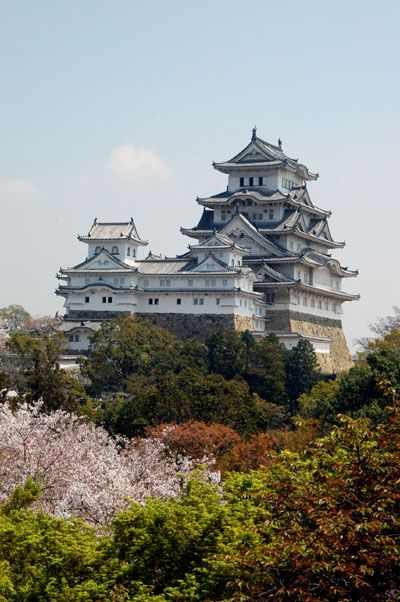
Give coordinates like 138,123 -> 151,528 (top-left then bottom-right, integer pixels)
251,126 -> 257,141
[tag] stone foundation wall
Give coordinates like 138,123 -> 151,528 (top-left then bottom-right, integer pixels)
137,313 -> 237,341
268,310 -> 353,374
67,310 -> 130,321
233,315 -> 254,332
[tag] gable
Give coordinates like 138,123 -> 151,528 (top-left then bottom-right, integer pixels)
74,250 -> 132,271
189,254 -> 236,274
220,215 -> 284,257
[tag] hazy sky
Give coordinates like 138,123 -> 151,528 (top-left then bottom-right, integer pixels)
1,0 -> 400,349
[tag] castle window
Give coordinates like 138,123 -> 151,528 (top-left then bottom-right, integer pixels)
144,279 -> 149,287
258,214 -> 262,220
303,297 -> 308,306
108,297 -> 112,303
85,296 -> 90,303
222,279 -> 227,286
253,213 -> 257,220
149,298 -> 153,305
74,334 -> 80,342
68,335 -> 74,342
216,298 -> 221,305
95,246 -> 101,254
132,248 -> 136,257
311,298 -> 315,308
325,301 -> 329,310
194,298 -> 198,305
154,298 -> 159,305
188,279 -> 193,287
318,300 -> 322,309
268,209 -> 274,220
249,177 -> 253,186
160,279 -> 171,287
199,298 -> 204,305
111,246 -> 119,255
265,292 -> 275,303
177,298 -> 182,305
221,212 -> 227,221
240,177 -> 244,187
258,177 -> 263,186
102,297 -> 106,303
127,248 -> 130,256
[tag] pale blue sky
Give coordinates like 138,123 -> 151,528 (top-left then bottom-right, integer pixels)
1,0 -> 400,348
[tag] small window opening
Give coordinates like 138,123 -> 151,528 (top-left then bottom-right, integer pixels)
85,296 -> 90,303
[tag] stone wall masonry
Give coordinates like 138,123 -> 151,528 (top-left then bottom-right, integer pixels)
137,313 -> 236,341
67,310 -> 130,321
268,310 -> 353,374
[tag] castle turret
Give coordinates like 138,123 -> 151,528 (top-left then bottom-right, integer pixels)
182,130 -> 359,372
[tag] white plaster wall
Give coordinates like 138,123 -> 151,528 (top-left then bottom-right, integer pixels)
228,172 -> 278,192
86,240 -> 144,263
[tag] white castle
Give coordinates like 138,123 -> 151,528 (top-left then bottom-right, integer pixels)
57,129 -> 359,373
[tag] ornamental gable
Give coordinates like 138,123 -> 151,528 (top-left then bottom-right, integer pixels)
72,249 -> 133,271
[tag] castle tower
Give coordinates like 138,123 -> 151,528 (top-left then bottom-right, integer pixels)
181,129 -> 359,372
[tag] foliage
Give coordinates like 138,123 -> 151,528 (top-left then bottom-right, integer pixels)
108,368 -> 268,437
206,331 -> 288,406
81,316 -> 207,394
285,339 -> 321,414
0,304 -> 31,331
148,421 -> 241,460
0,402 -> 215,525
300,328 -> 400,427
6,331 -> 91,414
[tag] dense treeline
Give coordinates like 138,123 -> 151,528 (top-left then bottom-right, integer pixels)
3,315 -> 321,436
0,398 -> 398,601
1,309 -> 400,599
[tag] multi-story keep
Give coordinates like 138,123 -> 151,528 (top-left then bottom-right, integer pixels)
57,129 -> 358,373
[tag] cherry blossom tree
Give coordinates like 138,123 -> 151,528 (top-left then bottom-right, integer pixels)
0,402 -> 216,525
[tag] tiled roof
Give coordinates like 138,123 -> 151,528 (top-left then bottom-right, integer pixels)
58,320 -> 103,333
78,218 -> 147,244
137,259 -> 196,275
213,132 -> 318,180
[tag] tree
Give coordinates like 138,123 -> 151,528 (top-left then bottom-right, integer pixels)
148,421 -> 241,461
243,335 -> 288,406
206,330 -> 246,379
285,339 -> 321,415
81,316 -> 206,394
0,305 -> 31,331
112,368 -> 265,437
0,401 -> 214,525
6,331 -> 90,413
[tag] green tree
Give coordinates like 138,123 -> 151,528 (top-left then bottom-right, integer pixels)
206,330 -> 246,379
0,305 -> 31,331
110,368 -> 264,437
244,335 -> 287,406
285,339 -> 321,415
81,316 -> 207,394
7,331 -> 91,414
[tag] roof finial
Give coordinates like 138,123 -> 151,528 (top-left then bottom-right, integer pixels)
252,126 -> 257,141
94,217 -> 97,225
278,138 -> 282,149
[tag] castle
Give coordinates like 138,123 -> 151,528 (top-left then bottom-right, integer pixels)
57,129 -> 359,373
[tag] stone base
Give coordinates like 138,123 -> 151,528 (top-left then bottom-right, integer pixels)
267,310 -> 353,374
66,310 -> 130,321
137,313 -> 252,341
